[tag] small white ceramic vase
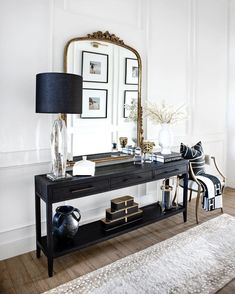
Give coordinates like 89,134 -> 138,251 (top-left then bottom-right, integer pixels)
158,123 -> 172,154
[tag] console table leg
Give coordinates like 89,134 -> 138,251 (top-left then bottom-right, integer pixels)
36,246 -> 41,258
46,202 -> 54,277
183,173 -> 188,223
183,211 -> 187,222
48,257 -> 54,277
35,193 -> 41,258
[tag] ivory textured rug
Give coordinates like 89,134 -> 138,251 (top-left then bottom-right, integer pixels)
45,214 -> 235,294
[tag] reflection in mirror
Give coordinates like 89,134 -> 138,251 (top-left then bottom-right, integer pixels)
65,33 -> 142,158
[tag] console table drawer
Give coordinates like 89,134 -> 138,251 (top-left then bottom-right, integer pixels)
52,179 -> 109,201
154,164 -> 188,179
110,171 -> 153,189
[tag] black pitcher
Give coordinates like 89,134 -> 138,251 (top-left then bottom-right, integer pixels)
53,205 -> 81,239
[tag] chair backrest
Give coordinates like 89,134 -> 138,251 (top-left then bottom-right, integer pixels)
192,154 -> 225,185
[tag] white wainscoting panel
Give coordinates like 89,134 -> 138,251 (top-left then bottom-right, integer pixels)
55,0 -> 143,30
193,0 -> 227,136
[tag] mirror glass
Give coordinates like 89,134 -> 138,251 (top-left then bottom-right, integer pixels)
65,35 -> 141,157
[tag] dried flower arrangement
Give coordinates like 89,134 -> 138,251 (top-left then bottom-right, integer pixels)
144,101 -> 187,124
124,99 -> 138,122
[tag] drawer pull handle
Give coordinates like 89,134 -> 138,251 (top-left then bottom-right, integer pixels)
70,186 -> 94,193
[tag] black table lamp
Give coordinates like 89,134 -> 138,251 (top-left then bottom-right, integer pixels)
36,72 -> 82,180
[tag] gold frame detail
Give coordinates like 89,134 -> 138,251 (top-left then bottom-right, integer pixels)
64,31 -> 144,148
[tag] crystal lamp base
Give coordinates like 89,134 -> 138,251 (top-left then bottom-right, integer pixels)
46,172 -> 72,181
50,115 -> 68,180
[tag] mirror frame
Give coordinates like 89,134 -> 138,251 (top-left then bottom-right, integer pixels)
63,30 -> 144,151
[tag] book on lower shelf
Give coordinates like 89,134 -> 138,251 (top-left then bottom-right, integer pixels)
153,152 -> 182,163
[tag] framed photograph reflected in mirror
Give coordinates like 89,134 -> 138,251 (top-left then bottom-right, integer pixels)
81,88 -> 108,119
82,51 -> 108,83
124,90 -> 138,118
125,58 -> 138,85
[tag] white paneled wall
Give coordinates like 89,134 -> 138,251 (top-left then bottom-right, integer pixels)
192,0 -> 227,171
146,0 -> 190,143
0,0 -> 233,259
227,0 -> 235,187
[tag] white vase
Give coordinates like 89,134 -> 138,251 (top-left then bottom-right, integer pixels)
158,123 -> 172,155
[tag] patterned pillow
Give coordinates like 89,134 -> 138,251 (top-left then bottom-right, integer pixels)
180,141 -> 205,176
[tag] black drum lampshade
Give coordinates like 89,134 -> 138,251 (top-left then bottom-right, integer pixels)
36,72 -> 82,114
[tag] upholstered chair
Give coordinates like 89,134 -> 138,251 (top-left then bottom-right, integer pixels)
176,142 -> 225,224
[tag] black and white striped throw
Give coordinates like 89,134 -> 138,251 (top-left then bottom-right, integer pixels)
197,173 -> 223,211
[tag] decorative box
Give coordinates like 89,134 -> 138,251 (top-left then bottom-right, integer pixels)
101,209 -> 143,231
111,196 -> 134,212
106,203 -> 139,221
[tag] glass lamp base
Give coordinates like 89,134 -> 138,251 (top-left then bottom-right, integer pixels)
47,173 -> 72,181
51,115 -> 68,179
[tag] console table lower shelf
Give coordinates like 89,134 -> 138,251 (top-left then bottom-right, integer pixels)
38,202 -> 185,259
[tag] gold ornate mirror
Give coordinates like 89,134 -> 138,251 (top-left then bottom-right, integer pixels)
64,31 -> 143,158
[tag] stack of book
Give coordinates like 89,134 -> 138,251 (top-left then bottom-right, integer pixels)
153,152 -> 182,163
101,195 -> 143,231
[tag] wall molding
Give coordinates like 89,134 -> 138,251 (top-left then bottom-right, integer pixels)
0,149 -> 51,168
57,0 -> 144,31
187,0 -> 197,138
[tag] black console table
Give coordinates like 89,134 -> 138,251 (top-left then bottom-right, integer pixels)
35,159 -> 188,277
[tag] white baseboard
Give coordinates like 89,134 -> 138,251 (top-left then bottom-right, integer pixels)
0,223 -> 41,260
0,236 -> 36,260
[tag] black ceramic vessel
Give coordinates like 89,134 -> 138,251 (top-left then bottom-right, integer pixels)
53,205 -> 81,239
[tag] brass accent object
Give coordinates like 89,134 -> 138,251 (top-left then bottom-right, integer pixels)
119,137 -> 128,148
142,141 -> 155,154
64,31 -> 144,149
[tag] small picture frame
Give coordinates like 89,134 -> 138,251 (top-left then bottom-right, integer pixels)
82,51 -> 108,83
125,58 -> 138,85
124,90 -> 138,118
81,88 -> 108,119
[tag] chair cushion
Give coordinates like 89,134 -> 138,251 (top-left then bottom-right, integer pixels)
180,141 -> 205,177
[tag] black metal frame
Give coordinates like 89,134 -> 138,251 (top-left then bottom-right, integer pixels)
81,88 -> 108,119
81,50 -> 109,83
125,57 -> 138,85
123,90 -> 138,118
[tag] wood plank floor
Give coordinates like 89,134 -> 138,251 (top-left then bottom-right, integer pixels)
1,188 -> 235,294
